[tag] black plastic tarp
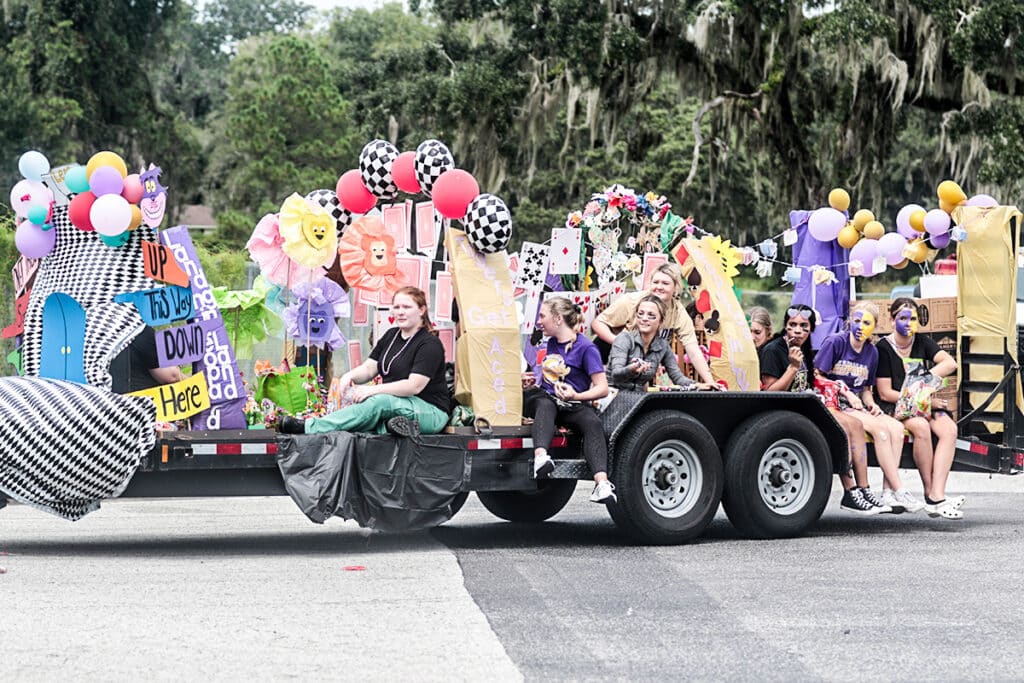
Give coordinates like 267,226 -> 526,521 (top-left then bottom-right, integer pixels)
275,432 -> 469,532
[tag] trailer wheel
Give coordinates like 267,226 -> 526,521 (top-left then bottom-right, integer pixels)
608,410 -> 723,545
722,411 -> 832,539
447,492 -> 470,519
476,480 -> 576,523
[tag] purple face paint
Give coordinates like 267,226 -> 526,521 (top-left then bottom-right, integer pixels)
850,311 -> 876,342
894,308 -> 918,337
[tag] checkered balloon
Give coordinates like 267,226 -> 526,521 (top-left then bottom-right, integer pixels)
464,193 -> 512,253
414,139 -> 455,196
305,188 -> 354,238
358,139 -> 400,200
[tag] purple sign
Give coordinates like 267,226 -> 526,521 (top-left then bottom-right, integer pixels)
789,210 -> 851,349
160,225 -> 246,429
156,320 -> 205,367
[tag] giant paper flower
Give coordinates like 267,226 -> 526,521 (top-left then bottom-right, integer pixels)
246,212 -> 321,289
337,215 -> 404,294
278,192 -> 338,270
282,278 -> 350,350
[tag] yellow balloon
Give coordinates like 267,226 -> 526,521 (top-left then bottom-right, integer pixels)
893,258 -> 909,270
938,198 -> 961,214
852,209 -> 875,231
937,180 -> 967,206
863,220 -> 884,240
828,188 -> 851,212
86,151 -> 128,180
837,224 -> 860,249
906,239 -> 929,264
909,209 -> 927,232
128,204 -> 143,231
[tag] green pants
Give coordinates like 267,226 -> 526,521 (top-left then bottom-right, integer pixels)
304,394 -> 449,435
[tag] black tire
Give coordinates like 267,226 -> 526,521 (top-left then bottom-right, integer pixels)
721,411 -> 832,539
608,410 -> 724,545
476,480 -> 577,523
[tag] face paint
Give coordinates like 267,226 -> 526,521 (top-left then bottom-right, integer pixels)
894,308 -> 918,337
851,311 -> 876,342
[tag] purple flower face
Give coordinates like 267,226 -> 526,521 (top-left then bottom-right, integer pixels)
894,307 -> 918,337
850,310 -> 876,342
297,300 -> 335,343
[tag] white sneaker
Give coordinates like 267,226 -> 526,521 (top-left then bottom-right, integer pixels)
533,452 -> 554,479
876,488 -> 904,514
590,480 -> 617,504
894,489 -> 925,513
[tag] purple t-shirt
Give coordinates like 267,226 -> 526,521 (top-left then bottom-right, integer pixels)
814,332 -> 878,390
539,334 -> 604,395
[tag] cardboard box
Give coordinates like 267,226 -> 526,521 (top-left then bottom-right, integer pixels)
856,297 -> 958,335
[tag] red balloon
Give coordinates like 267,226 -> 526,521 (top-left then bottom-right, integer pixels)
336,169 -> 377,214
68,191 -> 97,231
432,169 -> 480,219
392,151 -> 421,194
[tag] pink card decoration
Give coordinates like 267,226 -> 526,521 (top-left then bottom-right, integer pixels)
438,327 -> 455,363
375,308 -> 396,340
641,252 -> 669,290
347,339 -> 363,371
352,294 -> 370,327
416,201 -> 440,255
435,270 -> 454,322
382,203 -> 408,252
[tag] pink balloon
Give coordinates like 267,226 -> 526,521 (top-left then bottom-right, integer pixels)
966,193 -> 998,207
89,165 -> 125,196
895,203 -> 924,240
336,169 -> 377,214
15,220 -> 56,258
850,238 -> 880,276
877,232 -> 908,266
808,207 -> 846,242
431,170 -> 480,219
121,173 -> 144,204
923,209 -> 950,235
392,151 -> 420,194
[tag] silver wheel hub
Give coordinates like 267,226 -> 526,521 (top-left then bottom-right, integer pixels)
642,440 -> 703,519
757,439 -> 814,516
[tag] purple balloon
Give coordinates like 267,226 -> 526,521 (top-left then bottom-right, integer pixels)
877,232 -> 908,266
966,193 -> 998,207
850,238 -> 879,276
923,209 -> 950,236
89,165 -> 125,197
15,220 -> 56,258
896,203 -> 924,240
929,231 -> 952,249
808,207 -> 846,242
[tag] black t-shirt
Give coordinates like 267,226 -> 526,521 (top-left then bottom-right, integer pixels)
758,335 -> 811,392
110,326 -> 162,394
875,334 -> 942,414
369,327 -> 451,413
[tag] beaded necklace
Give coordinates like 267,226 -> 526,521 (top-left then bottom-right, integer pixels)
380,327 -> 420,376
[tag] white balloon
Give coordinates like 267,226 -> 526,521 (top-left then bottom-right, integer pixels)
90,194 -> 133,236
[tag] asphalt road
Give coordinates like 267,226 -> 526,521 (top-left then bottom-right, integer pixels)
2,472 -> 1023,681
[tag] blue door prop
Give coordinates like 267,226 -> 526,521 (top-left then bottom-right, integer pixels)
39,292 -> 87,383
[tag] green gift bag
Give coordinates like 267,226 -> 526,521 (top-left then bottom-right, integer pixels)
255,365 -> 319,415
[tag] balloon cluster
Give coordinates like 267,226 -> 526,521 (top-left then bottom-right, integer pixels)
66,151 -> 147,246
9,151 -> 56,258
335,139 -> 512,253
807,182 -> 998,277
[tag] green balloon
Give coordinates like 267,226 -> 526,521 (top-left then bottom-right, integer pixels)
99,232 -> 131,248
65,165 -> 90,194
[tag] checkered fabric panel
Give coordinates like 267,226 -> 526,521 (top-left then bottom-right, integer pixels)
305,188 -> 354,240
358,140 -> 400,200
0,377 -> 156,520
20,206 -> 156,389
464,193 -> 512,254
414,140 -> 455,196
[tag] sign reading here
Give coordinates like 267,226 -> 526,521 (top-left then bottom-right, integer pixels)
131,371 -> 211,422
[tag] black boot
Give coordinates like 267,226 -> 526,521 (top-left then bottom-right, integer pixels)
278,415 -> 306,435
385,416 -> 420,437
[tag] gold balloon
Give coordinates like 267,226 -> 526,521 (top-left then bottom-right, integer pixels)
86,151 -> 128,180
128,204 -> 143,231
828,188 -> 851,212
937,180 -> 967,206
909,209 -> 927,232
837,224 -> 860,249
863,220 -> 884,240
893,258 -> 909,270
906,239 -> 929,264
938,198 -> 961,214
852,209 -> 875,231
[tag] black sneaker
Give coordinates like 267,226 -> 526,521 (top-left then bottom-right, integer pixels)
386,416 -> 420,437
277,415 -> 306,435
840,487 -> 881,515
860,487 -> 894,514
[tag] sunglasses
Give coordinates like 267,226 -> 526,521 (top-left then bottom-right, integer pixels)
787,307 -> 814,321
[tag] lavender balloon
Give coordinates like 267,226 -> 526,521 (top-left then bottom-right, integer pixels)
896,203 -> 925,240
923,209 -> 950,236
15,220 -> 56,258
929,231 -> 952,249
966,194 -> 998,207
877,232 -> 908,266
89,165 -> 125,197
808,207 -> 846,242
850,238 -> 879,276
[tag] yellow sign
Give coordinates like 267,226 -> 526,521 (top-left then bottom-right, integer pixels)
445,229 -> 517,331
131,371 -> 211,422
673,236 -> 759,390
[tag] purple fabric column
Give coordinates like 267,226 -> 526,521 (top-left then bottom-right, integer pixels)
789,210 -> 851,349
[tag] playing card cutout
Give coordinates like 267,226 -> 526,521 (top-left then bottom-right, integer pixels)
374,308 -> 396,340
382,203 -> 409,252
347,339 -> 363,370
549,228 -> 581,275
435,270 -> 454,322
352,294 -> 369,327
516,241 -> 550,290
438,327 -> 455,363
416,201 -> 441,255
641,252 -> 668,290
